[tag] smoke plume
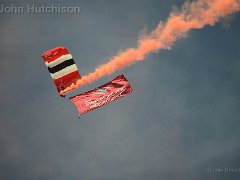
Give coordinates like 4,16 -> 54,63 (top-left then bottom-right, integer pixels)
61,0 -> 240,95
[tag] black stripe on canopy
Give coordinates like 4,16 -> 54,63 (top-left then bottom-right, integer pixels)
48,59 -> 75,74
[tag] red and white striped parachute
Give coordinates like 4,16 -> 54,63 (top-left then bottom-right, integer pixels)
41,47 -> 81,95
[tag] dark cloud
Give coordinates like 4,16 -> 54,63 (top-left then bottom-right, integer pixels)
0,0 -> 240,179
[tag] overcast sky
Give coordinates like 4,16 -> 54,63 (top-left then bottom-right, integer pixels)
0,0 -> 240,179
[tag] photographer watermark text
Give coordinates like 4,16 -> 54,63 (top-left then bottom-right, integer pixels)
0,4 -> 80,14
207,167 -> 240,173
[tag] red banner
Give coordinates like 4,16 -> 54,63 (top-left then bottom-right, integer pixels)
69,74 -> 133,115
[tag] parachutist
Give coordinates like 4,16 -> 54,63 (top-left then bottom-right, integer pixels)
60,94 -> 66,98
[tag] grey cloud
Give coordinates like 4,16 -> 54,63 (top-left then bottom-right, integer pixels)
0,0 -> 240,180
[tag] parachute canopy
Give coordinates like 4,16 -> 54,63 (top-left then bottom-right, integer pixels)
41,47 -> 81,94
69,74 -> 133,115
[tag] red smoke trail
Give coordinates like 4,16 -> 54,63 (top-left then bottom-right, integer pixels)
61,0 -> 240,95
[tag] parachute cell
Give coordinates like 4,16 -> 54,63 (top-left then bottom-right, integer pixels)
41,47 -> 81,95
